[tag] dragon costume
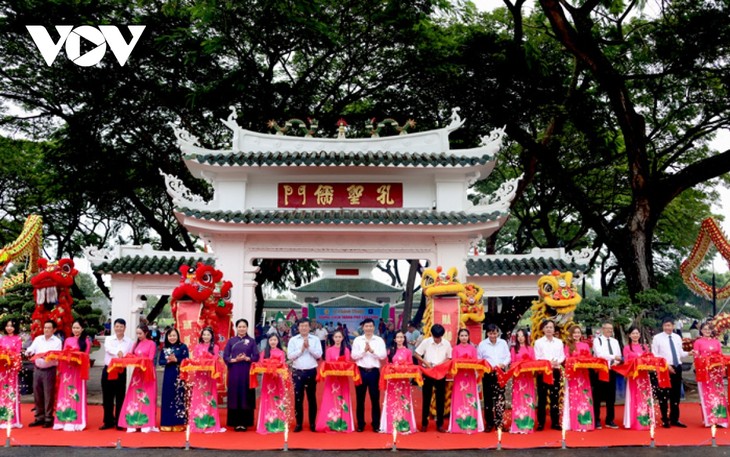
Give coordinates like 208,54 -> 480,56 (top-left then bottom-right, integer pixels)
170,262 -> 233,349
530,270 -> 581,343
0,214 -> 43,295
30,258 -> 77,339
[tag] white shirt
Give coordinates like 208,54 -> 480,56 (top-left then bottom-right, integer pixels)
104,334 -> 134,366
477,338 -> 511,368
287,334 -> 322,370
314,327 -> 328,342
415,337 -> 452,366
651,331 -> 688,366
26,334 -> 62,368
592,335 -> 622,366
534,336 -> 565,364
351,334 -> 387,369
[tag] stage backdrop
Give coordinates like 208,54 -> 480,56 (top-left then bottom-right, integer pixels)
314,306 -> 395,338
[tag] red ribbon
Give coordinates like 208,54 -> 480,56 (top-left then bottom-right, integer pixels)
249,358 -> 291,389
380,363 -> 423,389
107,355 -> 155,383
180,355 -> 224,382
449,357 -> 492,382
420,361 -> 453,380
565,354 -> 609,382
317,360 -> 362,385
611,354 -> 671,388
694,353 -> 730,383
496,359 -> 554,388
41,349 -> 90,380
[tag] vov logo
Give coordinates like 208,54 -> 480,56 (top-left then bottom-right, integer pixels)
26,25 -> 146,67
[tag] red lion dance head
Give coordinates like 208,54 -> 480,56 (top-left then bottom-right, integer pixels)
30,258 -> 78,339
171,262 -> 233,349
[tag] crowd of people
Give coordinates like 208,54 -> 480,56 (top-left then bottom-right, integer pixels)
0,315 -> 727,435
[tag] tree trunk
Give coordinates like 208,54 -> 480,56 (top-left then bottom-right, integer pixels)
400,259 -> 420,332
146,295 -> 169,323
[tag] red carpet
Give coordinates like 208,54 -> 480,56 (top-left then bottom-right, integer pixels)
8,402 -> 729,449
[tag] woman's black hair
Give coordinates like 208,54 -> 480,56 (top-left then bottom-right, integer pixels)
265,333 -> 282,359
330,330 -> 349,357
73,319 -> 89,353
626,326 -> 646,353
388,330 -> 407,363
235,319 -> 249,328
199,326 -> 216,354
514,328 -> 530,354
457,328 -> 471,345
164,328 -> 182,348
133,324 -> 150,352
3,318 -> 19,336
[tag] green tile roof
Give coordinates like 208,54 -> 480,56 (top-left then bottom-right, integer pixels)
178,208 -> 504,225
466,257 -> 587,276
262,299 -> 302,309
316,294 -> 384,308
94,255 -> 215,275
294,278 -> 402,294
186,151 -> 494,168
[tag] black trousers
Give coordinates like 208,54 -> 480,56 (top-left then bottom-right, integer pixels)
590,370 -> 616,424
33,366 -> 56,423
101,366 -> 127,427
227,388 -> 256,427
355,367 -> 381,430
421,376 -> 446,427
482,372 -> 505,427
293,368 -> 318,428
537,369 -> 561,428
659,364 -> 683,423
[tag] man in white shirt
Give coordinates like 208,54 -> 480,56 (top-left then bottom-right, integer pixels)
351,318 -> 387,432
287,318 -> 323,432
313,321 -> 328,353
100,318 -> 133,430
652,317 -> 689,428
591,321 -> 622,429
415,324 -> 452,433
26,320 -> 62,427
476,324 -> 511,432
533,320 -> 565,431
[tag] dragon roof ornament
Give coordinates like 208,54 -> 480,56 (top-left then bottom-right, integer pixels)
159,169 -> 206,209
470,174 -> 523,214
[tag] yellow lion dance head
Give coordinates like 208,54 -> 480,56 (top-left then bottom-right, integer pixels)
530,270 -> 581,342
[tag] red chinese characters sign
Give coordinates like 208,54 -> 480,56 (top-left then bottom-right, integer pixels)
432,296 -> 461,345
278,183 -> 403,208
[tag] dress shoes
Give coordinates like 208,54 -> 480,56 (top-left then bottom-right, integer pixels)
536,424 -> 544,431
662,421 -> 670,428
293,425 -> 303,433
594,422 -> 602,430
420,425 -> 428,432
436,426 -> 446,433
605,422 -> 619,429
116,426 -> 125,431
356,426 -> 364,432
485,425 -> 494,433
671,421 -> 687,428
28,420 -> 44,427
99,424 -> 115,430
43,422 -> 53,428
550,424 -> 562,431
310,425 -> 316,432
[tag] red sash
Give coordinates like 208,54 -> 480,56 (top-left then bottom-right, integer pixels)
40,349 -> 90,380
317,360 -> 361,385
380,363 -> 423,389
249,358 -> 291,389
565,354 -> 609,381
496,359 -> 554,388
107,355 -> 155,382
611,354 -> 670,388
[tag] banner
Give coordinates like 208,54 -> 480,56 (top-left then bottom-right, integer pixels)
433,296 -> 460,345
314,307 -> 382,337
175,301 -> 202,349
278,182 -> 403,208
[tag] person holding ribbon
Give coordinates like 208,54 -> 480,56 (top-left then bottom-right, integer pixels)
158,327 -> 189,432
53,319 -> 92,431
562,325 -> 596,432
0,318 -> 23,429
187,326 -> 225,433
450,328 -> 485,434
380,330 -> 419,435
509,328 -> 537,434
414,324 -> 452,433
693,322 -> 729,428
100,318 -> 133,431
26,320 -> 62,428
651,317 -> 688,428
224,319 -> 259,432
118,323 -> 158,432
351,318 -> 387,433
534,320 -> 564,431
476,324 -> 510,433
288,318 -> 322,433
254,333 -> 291,434
316,329 -> 355,432
591,321 -> 622,429
621,326 -> 655,430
